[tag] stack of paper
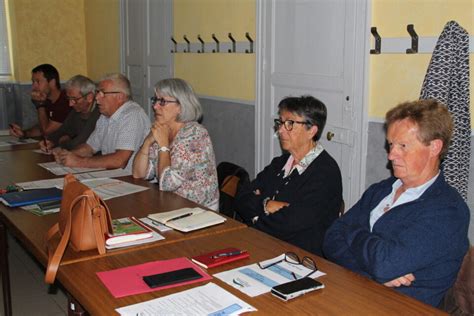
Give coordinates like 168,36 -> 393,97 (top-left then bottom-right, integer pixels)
116,283 -> 256,315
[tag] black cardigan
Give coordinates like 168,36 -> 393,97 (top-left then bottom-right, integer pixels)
235,150 -> 342,256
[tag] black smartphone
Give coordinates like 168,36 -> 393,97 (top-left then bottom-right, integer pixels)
271,277 -> 324,301
143,268 -> 202,288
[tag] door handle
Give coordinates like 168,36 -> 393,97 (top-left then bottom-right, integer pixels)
327,131 -> 335,141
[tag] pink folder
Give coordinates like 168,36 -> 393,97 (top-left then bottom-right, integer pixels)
96,257 -> 211,298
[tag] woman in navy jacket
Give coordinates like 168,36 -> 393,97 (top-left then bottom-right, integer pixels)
235,96 -> 342,256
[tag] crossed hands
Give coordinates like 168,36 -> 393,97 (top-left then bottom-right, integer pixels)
145,122 -> 171,148
254,189 -> 290,214
384,273 -> 415,288
53,149 -> 80,167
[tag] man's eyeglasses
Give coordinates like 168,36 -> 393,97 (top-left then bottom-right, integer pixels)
274,119 -> 310,132
150,96 -> 180,106
258,252 -> 318,279
67,95 -> 86,104
96,90 -> 122,97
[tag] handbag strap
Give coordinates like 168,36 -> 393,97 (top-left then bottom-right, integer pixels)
44,194 -> 86,284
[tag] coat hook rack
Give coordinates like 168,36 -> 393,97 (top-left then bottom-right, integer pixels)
197,34 -> 205,53
228,33 -> 236,53
245,32 -> 254,54
171,37 -> 177,53
183,35 -> 190,53
406,24 -> 418,54
170,32 -> 256,54
212,33 -> 220,53
370,27 -> 381,54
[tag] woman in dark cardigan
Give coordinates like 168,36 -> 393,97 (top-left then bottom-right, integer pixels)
235,96 -> 342,256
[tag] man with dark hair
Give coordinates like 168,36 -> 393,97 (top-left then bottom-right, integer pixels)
323,99 -> 470,307
9,64 -> 71,138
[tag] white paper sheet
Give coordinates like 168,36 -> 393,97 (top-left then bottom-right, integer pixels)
214,254 -> 325,297
37,162 -> 105,175
79,178 -> 148,200
116,282 -> 256,316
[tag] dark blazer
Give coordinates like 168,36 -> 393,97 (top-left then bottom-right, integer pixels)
235,150 -> 342,256
323,173 -> 470,307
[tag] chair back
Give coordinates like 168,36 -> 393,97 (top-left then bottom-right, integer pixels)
217,162 -> 250,220
441,245 -> 474,315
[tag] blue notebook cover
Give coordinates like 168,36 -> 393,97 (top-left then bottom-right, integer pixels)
0,188 -> 63,207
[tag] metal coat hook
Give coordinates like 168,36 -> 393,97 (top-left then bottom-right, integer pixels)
183,35 -> 190,53
406,24 -> 418,54
197,34 -> 205,53
228,33 -> 236,53
212,33 -> 220,53
245,32 -> 254,53
171,37 -> 177,53
370,27 -> 381,54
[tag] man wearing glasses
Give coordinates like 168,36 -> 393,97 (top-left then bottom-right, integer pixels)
39,75 -> 100,152
9,64 -> 71,138
53,73 -> 150,171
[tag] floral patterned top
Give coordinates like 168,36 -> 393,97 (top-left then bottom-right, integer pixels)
145,121 -> 219,210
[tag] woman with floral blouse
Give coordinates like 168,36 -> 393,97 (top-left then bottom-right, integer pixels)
132,78 -> 219,210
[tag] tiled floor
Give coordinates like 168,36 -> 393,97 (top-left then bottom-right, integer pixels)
0,233 -> 67,316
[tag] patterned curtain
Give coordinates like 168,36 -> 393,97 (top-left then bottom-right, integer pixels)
420,21 -> 471,201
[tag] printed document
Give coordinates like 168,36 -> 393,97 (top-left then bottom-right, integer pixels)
115,283 -> 256,316
38,161 -> 105,175
16,169 -> 132,190
78,178 -> 148,200
214,254 -> 325,297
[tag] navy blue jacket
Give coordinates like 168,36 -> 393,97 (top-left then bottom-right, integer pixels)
235,150 -> 342,256
323,173 -> 470,307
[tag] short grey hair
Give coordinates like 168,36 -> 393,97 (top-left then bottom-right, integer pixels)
99,73 -> 131,98
65,75 -> 96,96
154,78 -> 202,122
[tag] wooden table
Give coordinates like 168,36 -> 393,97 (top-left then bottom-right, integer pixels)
0,148 -> 245,315
57,227 -> 445,315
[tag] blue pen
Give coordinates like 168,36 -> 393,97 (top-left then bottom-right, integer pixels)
211,250 -> 246,259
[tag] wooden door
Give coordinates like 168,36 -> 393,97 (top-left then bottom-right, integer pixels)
256,0 -> 369,207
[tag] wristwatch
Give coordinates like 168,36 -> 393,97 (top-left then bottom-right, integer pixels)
157,146 -> 170,152
263,197 -> 271,215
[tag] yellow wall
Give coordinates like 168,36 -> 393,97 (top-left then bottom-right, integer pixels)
9,0 -> 87,82
7,0 -> 120,83
84,0 -> 120,81
370,0 -> 474,127
173,0 -> 255,101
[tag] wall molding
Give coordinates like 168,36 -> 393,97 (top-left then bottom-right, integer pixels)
198,94 -> 255,106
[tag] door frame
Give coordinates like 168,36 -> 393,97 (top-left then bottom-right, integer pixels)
255,0 -> 372,208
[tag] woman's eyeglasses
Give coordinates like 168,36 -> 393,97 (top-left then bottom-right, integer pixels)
150,96 -> 180,106
258,252 -> 318,278
274,119 -> 310,131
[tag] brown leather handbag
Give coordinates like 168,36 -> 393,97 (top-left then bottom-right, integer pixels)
44,174 -> 112,284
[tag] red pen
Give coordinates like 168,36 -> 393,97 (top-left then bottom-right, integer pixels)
43,135 -> 49,153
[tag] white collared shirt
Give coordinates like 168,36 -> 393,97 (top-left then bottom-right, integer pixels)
282,143 -> 324,177
369,172 -> 440,231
